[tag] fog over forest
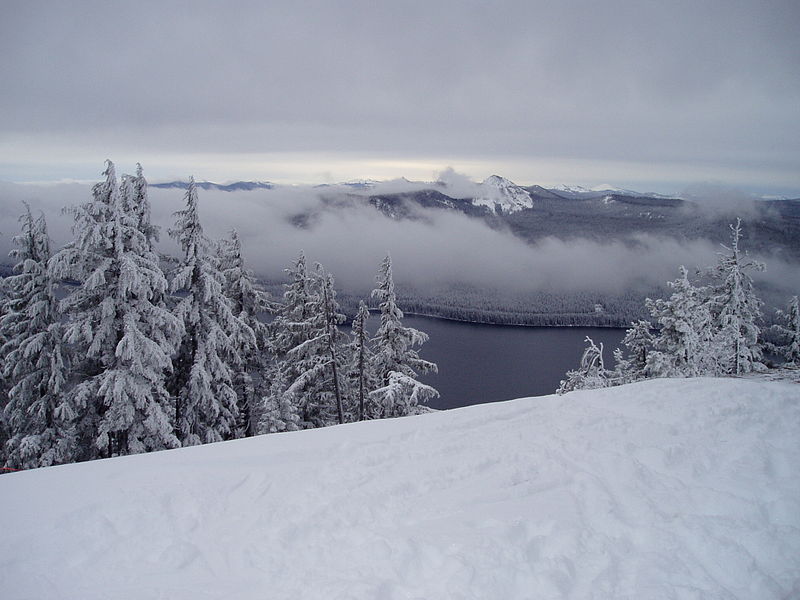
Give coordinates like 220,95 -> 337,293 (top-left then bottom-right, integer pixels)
1,177 -> 798,308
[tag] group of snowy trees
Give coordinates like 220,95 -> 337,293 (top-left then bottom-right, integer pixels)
0,161 -> 438,469
261,252 -> 438,433
558,219 -> 800,394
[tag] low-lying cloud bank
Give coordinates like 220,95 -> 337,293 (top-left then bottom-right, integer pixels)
1,181 -> 797,305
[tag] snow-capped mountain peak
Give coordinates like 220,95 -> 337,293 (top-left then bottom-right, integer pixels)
473,175 -> 534,214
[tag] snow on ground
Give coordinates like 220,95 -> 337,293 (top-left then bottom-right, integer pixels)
1,377 -> 799,600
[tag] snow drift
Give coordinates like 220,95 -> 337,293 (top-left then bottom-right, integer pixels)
1,377 -> 798,599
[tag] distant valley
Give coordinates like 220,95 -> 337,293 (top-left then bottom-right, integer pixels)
152,176 -> 800,263
5,176 -> 799,328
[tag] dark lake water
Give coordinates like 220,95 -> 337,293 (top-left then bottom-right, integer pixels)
401,316 -> 625,410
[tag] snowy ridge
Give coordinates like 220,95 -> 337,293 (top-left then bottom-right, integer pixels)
549,184 -> 682,200
472,174 -> 534,214
2,377 -> 798,599
551,184 -> 598,195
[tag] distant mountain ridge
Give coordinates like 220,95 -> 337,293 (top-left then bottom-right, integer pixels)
363,183 -> 800,267
148,176 -> 800,262
150,177 -> 798,203
151,180 -> 274,191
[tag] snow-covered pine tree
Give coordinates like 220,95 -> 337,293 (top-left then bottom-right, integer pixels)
706,219 -> 765,375
612,320 -> 654,383
369,371 -> 438,417
768,295 -> 800,366
347,301 -> 380,421
557,336 -> 608,394
268,251 -> 313,362
317,266 -> 347,424
645,266 -> 716,377
608,347 -> 632,386
257,369 -> 301,434
0,283 -> 8,464
277,263 -> 349,427
121,163 -> 158,251
0,206 -> 74,468
0,296 -> 8,466
370,255 -> 438,417
218,229 -> 267,436
263,251 -> 315,428
50,161 -> 181,459
169,178 -> 241,446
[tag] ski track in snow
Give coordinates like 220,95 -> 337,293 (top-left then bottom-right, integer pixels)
1,377 -> 799,599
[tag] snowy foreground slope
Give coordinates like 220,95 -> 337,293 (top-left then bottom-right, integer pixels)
2,378 -> 799,600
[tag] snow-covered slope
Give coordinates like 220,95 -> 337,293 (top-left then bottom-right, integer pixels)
551,184 -> 599,196
549,184 -> 681,200
2,378 -> 799,599
473,175 -> 534,214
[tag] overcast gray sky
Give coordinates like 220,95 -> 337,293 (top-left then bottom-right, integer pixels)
1,0 -> 798,194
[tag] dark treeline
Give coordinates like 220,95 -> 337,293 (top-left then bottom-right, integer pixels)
0,162 -> 438,470
260,283 -> 654,328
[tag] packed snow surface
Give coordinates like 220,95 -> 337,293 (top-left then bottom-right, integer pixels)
2,377 -> 799,599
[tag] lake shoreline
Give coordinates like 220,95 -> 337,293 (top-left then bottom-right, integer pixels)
397,310 -> 630,330
400,316 -> 627,410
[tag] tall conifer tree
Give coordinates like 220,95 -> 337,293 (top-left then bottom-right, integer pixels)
645,267 -> 716,377
347,301 -> 379,421
277,263 -> 348,427
769,296 -> 800,366
51,161 -> 181,458
264,252 -> 314,427
370,255 -> 438,416
707,219 -> 765,374
218,229 -> 266,436
169,179 -> 241,445
1,206 -> 73,467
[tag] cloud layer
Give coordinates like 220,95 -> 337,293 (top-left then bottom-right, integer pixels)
2,181 -> 797,306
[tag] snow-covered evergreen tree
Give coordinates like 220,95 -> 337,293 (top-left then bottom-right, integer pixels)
168,178 -> 241,446
274,263 -> 349,427
316,266 -> 347,424
706,219 -> 765,375
623,320 -> 654,376
612,320 -> 654,383
257,369 -> 301,434
263,252 -> 315,428
0,285 -> 8,465
121,163 -> 158,251
269,251 -> 313,363
347,301 -> 380,420
218,229 -> 266,436
557,336 -> 608,394
370,255 -> 438,417
50,161 -> 182,458
645,267 -> 717,377
608,347 -> 632,386
0,206 -> 74,468
768,295 -> 800,366
369,371 -> 438,417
